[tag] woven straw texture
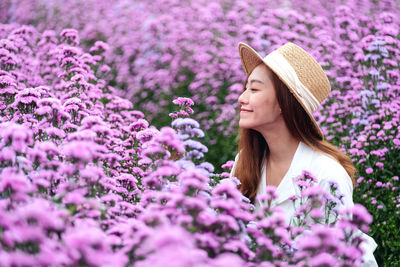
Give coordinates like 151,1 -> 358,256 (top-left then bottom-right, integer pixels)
276,43 -> 331,103
238,42 -> 331,139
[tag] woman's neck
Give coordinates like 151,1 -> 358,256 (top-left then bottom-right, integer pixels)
259,123 -> 299,164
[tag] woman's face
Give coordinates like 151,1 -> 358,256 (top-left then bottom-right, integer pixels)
238,64 -> 282,132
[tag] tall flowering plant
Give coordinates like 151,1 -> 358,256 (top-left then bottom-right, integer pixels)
0,20 -> 380,267
0,24 -> 171,265
3,0 -> 399,177
315,12 -> 400,264
2,10 -> 399,264
0,24 -> 373,265
287,171 -> 371,266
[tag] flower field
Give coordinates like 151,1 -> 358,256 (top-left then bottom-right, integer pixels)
0,0 -> 399,266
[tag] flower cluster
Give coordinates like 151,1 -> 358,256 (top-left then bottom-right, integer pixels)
288,171 -> 371,267
0,25 -> 151,266
2,0 -> 400,264
0,25 -> 375,266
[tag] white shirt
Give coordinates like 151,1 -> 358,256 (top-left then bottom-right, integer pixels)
230,141 -> 378,266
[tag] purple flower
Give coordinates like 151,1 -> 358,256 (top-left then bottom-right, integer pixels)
172,118 -> 200,129
60,29 -> 80,46
79,165 -> 105,184
136,128 -> 160,142
62,190 -> 86,205
168,113 -> 178,119
310,208 -> 324,219
0,147 -> 16,164
129,119 -> 149,132
0,167 -> 33,195
183,140 -> 208,153
365,167 -> 373,174
64,223 -> 127,266
89,41 -> 110,54
0,123 -> 33,153
154,127 -> 185,154
0,5 -> 395,266
301,185 -> 329,199
198,162 -> 215,173
179,169 -> 209,193
339,204 -> 372,233
308,253 -> 337,267
62,141 -> 102,163
221,160 -> 235,171
209,253 -> 245,267
176,109 -> 190,117
257,186 -> 278,202
135,225 -> 208,267
173,97 -> 194,107
16,198 -> 66,231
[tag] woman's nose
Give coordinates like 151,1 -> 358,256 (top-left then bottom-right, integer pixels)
238,89 -> 248,105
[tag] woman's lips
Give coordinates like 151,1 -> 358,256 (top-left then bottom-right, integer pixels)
240,108 -> 253,112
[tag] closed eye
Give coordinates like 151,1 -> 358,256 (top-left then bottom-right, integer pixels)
243,87 -> 259,92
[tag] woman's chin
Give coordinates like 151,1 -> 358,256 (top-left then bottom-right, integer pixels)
238,121 -> 253,129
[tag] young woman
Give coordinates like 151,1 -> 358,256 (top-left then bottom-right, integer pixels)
230,42 -> 377,266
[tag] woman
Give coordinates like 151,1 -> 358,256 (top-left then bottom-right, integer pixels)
230,42 -> 378,266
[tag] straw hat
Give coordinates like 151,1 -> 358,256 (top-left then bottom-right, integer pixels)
238,42 -> 331,139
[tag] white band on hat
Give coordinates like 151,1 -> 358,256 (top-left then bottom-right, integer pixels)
264,51 -> 320,114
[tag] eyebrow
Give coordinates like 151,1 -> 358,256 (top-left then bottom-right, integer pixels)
247,79 -> 264,86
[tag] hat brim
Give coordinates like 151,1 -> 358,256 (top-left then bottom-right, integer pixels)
238,42 -> 324,140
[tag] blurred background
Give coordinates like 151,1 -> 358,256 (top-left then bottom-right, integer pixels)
1,0 -> 400,265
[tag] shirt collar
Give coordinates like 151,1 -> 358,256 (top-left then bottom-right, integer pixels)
256,141 -> 315,207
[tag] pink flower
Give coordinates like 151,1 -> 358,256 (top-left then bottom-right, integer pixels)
365,167 -> 373,174
0,168 -> 33,195
173,97 -> 194,107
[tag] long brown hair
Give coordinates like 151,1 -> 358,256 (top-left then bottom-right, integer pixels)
234,69 -> 356,203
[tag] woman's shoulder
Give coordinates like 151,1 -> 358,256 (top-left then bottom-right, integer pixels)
299,142 -> 341,169
302,143 -> 352,185
313,150 -> 343,171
